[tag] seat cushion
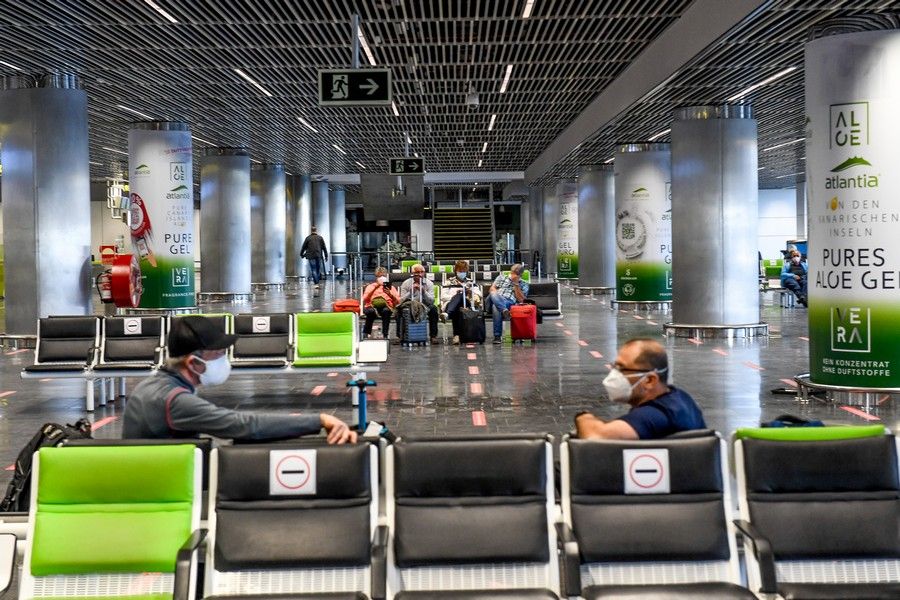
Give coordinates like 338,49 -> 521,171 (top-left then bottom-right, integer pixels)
583,582 -> 756,599
395,590 -> 557,599
24,364 -> 87,372
92,363 -> 154,371
231,360 -> 289,368
206,594 -> 367,600
778,582 -> 900,600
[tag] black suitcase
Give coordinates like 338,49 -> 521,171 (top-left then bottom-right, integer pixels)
458,285 -> 486,344
400,306 -> 429,346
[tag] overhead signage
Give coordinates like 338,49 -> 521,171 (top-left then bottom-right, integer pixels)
318,69 -> 392,106
389,157 -> 425,175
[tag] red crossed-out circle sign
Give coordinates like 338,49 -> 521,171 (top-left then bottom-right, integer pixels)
254,317 -> 269,331
275,454 -> 312,490
627,453 -> 664,489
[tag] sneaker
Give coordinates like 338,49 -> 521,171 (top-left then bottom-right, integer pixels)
493,337 -> 502,344
452,335 -> 460,345
440,312 -> 448,323
430,337 -> 441,345
501,309 -> 511,321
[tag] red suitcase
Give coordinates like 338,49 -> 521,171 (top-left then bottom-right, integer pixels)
332,299 -> 361,313
510,304 -> 537,341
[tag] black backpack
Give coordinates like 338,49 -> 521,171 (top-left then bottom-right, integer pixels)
1,419 -> 92,512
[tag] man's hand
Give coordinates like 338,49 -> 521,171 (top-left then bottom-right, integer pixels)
795,274 -> 801,280
320,414 -> 357,444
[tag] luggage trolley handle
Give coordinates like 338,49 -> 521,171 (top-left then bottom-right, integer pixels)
347,378 -> 377,433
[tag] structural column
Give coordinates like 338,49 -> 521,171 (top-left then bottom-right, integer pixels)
795,181 -> 807,240
330,185 -> 347,274
250,163 -> 286,285
542,185 -> 559,277
577,165 -> 616,292
667,106 -> 765,337
556,179 -> 579,279
312,180 -> 332,273
0,74 -> 91,334
199,147 -> 251,299
291,174 -> 312,279
528,186 -> 544,269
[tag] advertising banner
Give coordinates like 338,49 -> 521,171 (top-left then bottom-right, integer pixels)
614,146 -> 672,301
128,126 -> 195,308
806,31 -> 900,387
557,179 -> 579,278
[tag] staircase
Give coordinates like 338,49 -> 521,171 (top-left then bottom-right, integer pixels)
433,208 -> 494,261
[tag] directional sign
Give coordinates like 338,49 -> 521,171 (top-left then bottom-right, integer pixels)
318,69 -> 392,106
389,157 -> 425,175
269,449 -> 317,495
623,448 -> 669,494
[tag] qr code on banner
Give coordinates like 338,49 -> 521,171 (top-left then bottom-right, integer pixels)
622,223 -> 635,239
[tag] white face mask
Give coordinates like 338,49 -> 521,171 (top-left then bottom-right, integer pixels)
792,256 -> 801,264
377,276 -> 388,284
457,271 -> 468,280
602,368 -> 650,403
193,354 -> 231,386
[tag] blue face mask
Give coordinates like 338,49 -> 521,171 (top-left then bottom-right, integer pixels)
458,272 -> 468,280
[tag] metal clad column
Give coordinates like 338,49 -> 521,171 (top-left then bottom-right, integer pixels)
330,185 -> 347,273
199,147 -> 251,300
557,179 -> 579,279
129,121 -> 195,308
614,143 -> 672,308
312,180 -> 331,273
251,163 -> 286,285
0,74 -> 90,334
292,174 -> 312,279
528,186 -> 544,268
543,185 -> 559,277
577,165 -> 616,292
806,31 -> 900,390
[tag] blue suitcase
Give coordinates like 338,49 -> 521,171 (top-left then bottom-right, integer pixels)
400,306 -> 429,346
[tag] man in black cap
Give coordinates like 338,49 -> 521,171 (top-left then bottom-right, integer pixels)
123,316 -> 356,443
300,225 -> 328,288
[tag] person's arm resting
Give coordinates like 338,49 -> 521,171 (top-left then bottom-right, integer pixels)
574,413 -> 639,440
168,392 -> 322,440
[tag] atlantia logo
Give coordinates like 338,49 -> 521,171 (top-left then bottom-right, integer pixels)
166,184 -> 190,199
630,187 -> 650,199
824,155 -> 878,189
134,164 -> 151,176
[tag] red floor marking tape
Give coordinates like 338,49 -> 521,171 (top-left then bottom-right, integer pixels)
633,315 -> 644,320
39,379 -> 52,382
563,330 -> 573,335
799,336 -> 809,341
647,320 -> 657,325
687,338 -> 702,345
589,351 -> 603,359
779,378 -> 798,388
578,340 -> 589,347
311,385 -> 327,396
0,391 -> 16,398
91,416 -> 118,430
555,322 -> 564,327
471,410 -> 487,426
469,382 -> 483,395
466,344 -> 475,349
467,353 -> 477,360
712,348 -> 729,356
840,406 -> 881,421
468,366 -> 479,375
4,349 -> 29,355
3,465 -> 12,471
878,395 -> 891,405
743,361 -> 765,371
327,372 -> 338,377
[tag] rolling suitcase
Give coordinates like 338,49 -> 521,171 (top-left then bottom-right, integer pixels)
333,298 -> 360,313
399,285 -> 429,346
510,303 -> 538,342
458,283 -> 486,344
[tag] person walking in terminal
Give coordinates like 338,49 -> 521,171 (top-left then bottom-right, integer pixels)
574,338 -> 706,440
363,266 -> 401,339
781,249 -> 808,306
440,259 -> 483,345
300,225 -> 328,287
486,263 -> 529,344
122,316 -> 356,443
399,263 -> 440,344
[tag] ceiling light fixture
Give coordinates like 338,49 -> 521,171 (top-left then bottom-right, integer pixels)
297,116 -> 318,133
481,142 -> 488,153
391,101 -> 400,117
414,152 -> 419,158
522,0 -> 536,18
488,114 -> 497,131
355,161 -> 367,169
405,133 -> 412,145
234,68 -> 273,98
763,137 -> 804,152
726,66 -> 798,102
647,128 -> 671,141
0,60 -> 22,71
499,64 -> 513,94
191,135 -> 216,146
604,156 -> 615,164
101,146 -> 128,156
358,30 -> 377,66
332,144 -> 347,155
478,159 -> 483,167
89,161 -> 102,166
116,104 -> 154,120
144,0 -> 178,23
250,158 -> 262,164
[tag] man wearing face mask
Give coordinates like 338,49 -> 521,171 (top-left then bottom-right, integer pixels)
574,338 -> 706,440
780,249 -> 808,306
123,316 -> 356,443
398,263 -> 440,343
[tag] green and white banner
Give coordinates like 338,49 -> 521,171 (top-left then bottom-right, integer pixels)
614,146 -> 672,301
557,179 -> 579,278
806,31 -> 900,388
128,127 -> 195,308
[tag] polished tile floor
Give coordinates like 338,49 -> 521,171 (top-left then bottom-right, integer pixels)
0,280 -> 897,468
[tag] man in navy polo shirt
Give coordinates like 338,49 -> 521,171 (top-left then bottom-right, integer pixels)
574,338 -> 706,439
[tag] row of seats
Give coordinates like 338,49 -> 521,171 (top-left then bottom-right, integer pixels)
3,428 -> 897,599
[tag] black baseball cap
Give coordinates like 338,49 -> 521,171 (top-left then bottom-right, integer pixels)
168,316 -> 237,357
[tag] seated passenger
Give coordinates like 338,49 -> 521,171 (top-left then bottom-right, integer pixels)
362,266 -> 401,339
397,263 -> 440,344
780,249 -> 808,306
486,263 -> 529,344
123,316 -> 355,443
574,338 -> 706,439
440,259 -> 483,345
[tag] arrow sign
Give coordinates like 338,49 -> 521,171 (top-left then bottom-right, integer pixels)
389,157 -> 425,175
318,69 -> 391,106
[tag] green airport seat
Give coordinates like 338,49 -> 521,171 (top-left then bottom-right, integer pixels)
734,424 -> 885,442
400,259 -> 418,272
293,312 -> 356,367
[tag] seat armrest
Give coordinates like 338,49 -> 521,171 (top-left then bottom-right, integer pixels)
154,345 -> 166,366
733,519 -> 777,594
286,343 -> 295,363
371,524 -> 388,600
0,534 -> 16,594
555,521 -> 582,597
87,345 -> 100,367
173,528 -> 207,600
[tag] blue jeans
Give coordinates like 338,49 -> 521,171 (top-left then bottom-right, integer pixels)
308,258 -> 322,284
783,275 -> 806,299
489,292 -> 516,338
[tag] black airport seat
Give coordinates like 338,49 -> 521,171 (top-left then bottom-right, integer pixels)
230,313 -> 293,368
735,434 -> 900,599
204,442 -> 384,600
527,283 -> 562,318
387,435 -> 559,599
24,316 -> 100,373
559,434 -> 754,599
93,316 -> 165,371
